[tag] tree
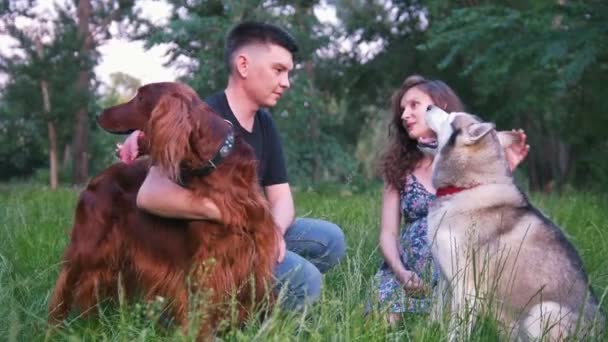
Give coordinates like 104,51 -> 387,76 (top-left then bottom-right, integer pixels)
70,0 -> 139,185
328,0 -> 449,180
1,0 -> 142,185
0,2 -> 83,185
330,0 -> 608,190
422,0 -> 608,190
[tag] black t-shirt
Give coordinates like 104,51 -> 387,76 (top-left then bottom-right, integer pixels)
204,91 -> 288,187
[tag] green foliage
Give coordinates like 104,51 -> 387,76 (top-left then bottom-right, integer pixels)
0,8 -> 85,181
89,73 -> 143,177
0,0 -> 143,184
139,0 -> 244,95
273,79 -> 358,185
420,1 -> 608,190
330,0 -> 430,139
102,72 -> 142,104
0,184 -> 606,340
2,0 -> 607,190
0,107 -> 47,179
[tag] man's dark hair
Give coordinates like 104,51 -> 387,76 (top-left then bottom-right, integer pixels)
224,21 -> 299,73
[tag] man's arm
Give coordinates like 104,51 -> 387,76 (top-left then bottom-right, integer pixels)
116,131 -> 222,221
137,166 -> 223,222
264,182 -> 295,234
265,182 -> 295,263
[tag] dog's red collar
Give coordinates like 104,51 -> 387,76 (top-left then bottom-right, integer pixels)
435,185 -> 478,197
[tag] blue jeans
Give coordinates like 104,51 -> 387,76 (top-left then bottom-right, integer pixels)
273,218 -> 346,310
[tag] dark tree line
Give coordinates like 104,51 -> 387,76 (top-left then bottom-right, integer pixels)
1,0 -> 606,191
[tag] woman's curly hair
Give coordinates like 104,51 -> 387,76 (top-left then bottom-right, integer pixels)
381,75 -> 465,191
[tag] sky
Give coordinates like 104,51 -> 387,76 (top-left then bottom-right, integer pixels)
94,0 -> 180,85
0,0 -> 180,87
0,1 -> 340,88
96,39 -> 180,84
96,2 -> 339,85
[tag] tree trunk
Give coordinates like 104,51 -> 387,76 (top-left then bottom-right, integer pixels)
41,81 -> 58,189
35,36 -> 58,189
72,0 -> 93,185
62,144 -> 71,173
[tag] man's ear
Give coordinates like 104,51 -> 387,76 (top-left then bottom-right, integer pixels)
235,53 -> 249,78
465,122 -> 495,145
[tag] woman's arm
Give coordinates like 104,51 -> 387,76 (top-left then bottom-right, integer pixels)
379,184 -> 423,290
136,166 -> 222,222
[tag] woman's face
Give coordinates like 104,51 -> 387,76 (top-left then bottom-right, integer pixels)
400,86 -> 436,142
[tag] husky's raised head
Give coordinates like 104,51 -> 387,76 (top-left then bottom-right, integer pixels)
426,105 -> 521,190
425,106 -> 604,341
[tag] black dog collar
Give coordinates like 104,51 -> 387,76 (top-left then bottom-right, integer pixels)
178,120 -> 235,186
417,141 -> 437,156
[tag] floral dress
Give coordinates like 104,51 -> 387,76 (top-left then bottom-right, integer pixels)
374,174 -> 437,313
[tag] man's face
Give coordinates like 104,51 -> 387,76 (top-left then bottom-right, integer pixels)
241,43 -> 294,108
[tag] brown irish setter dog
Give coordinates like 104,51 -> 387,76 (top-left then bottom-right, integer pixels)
48,82 -> 278,336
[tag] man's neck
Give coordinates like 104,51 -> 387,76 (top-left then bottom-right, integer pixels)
225,81 -> 258,132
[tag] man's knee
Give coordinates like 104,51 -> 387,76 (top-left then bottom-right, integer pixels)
320,221 -> 346,272
286,218 -> 347,273
274,253 -> 322,310
290,261 -> 322,308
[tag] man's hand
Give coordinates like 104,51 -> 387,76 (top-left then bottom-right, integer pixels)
275,228 -> 286,264
504,129 -> 530,171
116,130 -> 143,164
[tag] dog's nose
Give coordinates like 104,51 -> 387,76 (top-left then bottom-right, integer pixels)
427,105 -> 434,111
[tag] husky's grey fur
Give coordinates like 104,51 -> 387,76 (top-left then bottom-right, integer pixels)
425,106 -> 604,341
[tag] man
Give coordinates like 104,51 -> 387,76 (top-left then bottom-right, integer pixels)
118,21 -> 346,310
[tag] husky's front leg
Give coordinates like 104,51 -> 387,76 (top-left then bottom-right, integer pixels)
448,275 -> 480,341
431,274 -> 450,322
447,281 -> 464,341
431,274 -> 465,341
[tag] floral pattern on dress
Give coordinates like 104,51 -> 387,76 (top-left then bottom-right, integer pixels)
373,174 -> 437,313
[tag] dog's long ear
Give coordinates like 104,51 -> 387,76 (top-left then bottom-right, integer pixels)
147,92 -> 193,182
464,122 -> 495,145
497,130 -> 522,148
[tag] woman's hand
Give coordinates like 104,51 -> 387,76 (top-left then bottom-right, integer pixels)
504,129 -> 530,171
398,270 -> 428,297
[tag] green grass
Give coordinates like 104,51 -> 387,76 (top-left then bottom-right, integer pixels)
0,182 -> 606,341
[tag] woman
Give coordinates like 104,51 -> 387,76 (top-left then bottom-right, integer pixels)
374,75 -> 529,325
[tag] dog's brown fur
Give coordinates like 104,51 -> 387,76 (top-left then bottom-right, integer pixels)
49,82 -> 278,337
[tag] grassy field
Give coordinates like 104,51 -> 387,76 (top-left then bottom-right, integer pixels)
0,182 -> 606,341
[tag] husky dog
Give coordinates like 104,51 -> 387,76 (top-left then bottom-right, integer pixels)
425,106 -> 604,341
